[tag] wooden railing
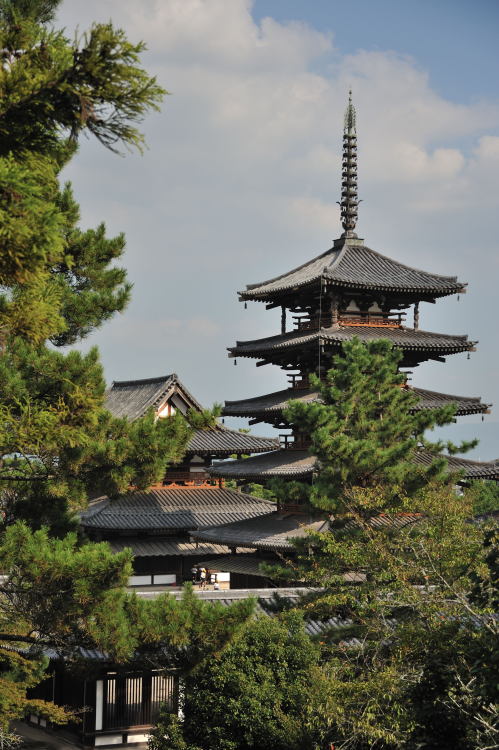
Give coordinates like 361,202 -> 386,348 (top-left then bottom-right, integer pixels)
163,471 -> 221,487
339,312 -> 405,327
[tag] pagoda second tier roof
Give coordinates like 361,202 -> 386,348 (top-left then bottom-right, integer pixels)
80,486 -> 274,533
223,386 -> 490,420
229,325 -> 475,360
210,449 -> 499,481
240,241 -> 465,302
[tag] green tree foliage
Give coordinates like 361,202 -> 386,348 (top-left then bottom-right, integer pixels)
0,0 -> 240,728
267,340 -> 498,749
466,479 -> 499,515
149,613 -> 327,750
0,524 -> 254,728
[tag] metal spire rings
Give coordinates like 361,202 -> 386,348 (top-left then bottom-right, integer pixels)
340,90 -> 358,237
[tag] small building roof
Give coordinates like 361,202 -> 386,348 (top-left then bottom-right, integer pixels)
229,325 -> 474,361
240,242 -> 465,303
80,486 -> 275,533
108,539 -> 250,557
192,512 -> 329,551
105,374 -> 201,420
223,385 -> 490,420
104,374 -> 278,456
187,427 -> 279,456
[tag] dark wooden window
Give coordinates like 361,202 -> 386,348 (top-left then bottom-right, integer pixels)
103,671 -> 176,729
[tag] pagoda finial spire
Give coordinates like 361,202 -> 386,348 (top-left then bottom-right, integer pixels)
340,89 -> 359,238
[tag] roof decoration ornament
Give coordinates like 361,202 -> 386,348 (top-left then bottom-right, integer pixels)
340,90 -> 359,238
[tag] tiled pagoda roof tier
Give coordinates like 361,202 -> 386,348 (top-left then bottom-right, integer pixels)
80,486 -> 274,533
210,450 -> 315,479
229,325 -> 475,367
105,374 -> 278,456
223,385 -> 490,422
210,449 -> 499,481
239,241 -> 466,304
192,512 -> 329,551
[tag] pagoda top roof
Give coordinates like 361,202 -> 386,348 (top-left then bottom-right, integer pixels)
81,486 -> 274,533
223,385 -> 491,420
230,325 -> 474,360
240,241 -> 466,302
105,373 -> 278,456
209,449 -> 499,482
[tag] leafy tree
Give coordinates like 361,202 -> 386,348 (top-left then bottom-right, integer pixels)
0,0 -> 243,728
0,525 -> 255,729
264,339 -> 497,749
149,613 -> 327,750
466,479 -> 499,515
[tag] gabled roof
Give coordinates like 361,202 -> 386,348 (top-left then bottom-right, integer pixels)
223,386 -> 490,420
209,449 -> 499,482
104,374 -> 278,456
240,242 -> 465,302
80,486 -> 275,532
229,325 -> 474,361
192,512 -> 329,551
105,374 -> 201,421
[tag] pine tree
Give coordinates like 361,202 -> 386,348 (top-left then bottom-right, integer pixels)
268,339 -> 496,749
0,0 -> 253,728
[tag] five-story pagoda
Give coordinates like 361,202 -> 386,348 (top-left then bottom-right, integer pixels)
193,94 -> 498,556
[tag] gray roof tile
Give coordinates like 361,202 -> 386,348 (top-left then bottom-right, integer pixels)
108,539 -> 250,557
223,385 -> 489,419
230,325 -> 474,359
192,512 -> 329,551
187,427 -> 279,455
240,242 -> 464,301
105,374 -> 201,421
210,449 -> 499,481
81,487 -> 275,532
210,450 -> 315,478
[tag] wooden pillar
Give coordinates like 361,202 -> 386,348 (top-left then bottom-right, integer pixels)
331,295 -> 339,325
281,305 -> 286,334
413,302 -> 420,330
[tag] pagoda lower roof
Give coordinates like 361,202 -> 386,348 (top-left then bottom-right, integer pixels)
240,241 -> 465,303
229,325 -> 474,361
223,386 -> 490,420
80,486 -> 274,533
210,449 -> 499,482
191,512 -> 329,551
210,450 -> 315,479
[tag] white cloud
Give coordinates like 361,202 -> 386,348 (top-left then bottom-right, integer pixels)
57,0 -> 499,455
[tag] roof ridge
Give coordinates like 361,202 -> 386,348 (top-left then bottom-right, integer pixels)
110,374 -> 176,387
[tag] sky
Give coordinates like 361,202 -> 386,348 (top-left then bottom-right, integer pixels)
56,0 -> 499,460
